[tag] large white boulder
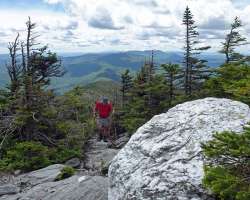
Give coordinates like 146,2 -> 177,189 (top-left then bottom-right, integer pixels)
109,98 -> 250,200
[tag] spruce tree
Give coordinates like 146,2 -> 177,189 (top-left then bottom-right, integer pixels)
148,50 -> 155,82
143,51 -> 157,112
182,6 -> 210,96
220,17 -> 248,64
161,63 -> 181,107
120,69 -> 133,106
121,62 -> 168,133
202,126 -> 250,200
204,63 -> 250,105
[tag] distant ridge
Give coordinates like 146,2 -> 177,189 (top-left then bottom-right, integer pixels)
0,50 -> 224,91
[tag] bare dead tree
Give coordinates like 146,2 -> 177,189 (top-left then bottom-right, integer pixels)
21,42 -> 26,72
7,33 -> 22,94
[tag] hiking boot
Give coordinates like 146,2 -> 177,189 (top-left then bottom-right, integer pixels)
103,137 -> 108,142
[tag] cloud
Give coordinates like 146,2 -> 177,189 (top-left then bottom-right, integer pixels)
0,32 -> 8,37
123,16 -> 134,24
136,26 -> 180,41
133,0 -> 158,7
43,20 -> 78,31
88,7 -> 124,30
44,0 -> 61,4
199,16 -> 231,30
199,30 -> 226,40
0,0 -> 250,53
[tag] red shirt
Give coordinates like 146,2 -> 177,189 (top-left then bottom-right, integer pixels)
95,101 -> 112,118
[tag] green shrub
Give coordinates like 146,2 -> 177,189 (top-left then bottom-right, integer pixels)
203,166 -> 250,200
49,147 -> 81,164
0,141 -> 51,172
204,63 -> 250,105
202,126 -> 250,200
55,166 -> 75,181
0,142 -> 82,172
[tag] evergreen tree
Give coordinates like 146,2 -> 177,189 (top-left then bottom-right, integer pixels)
161,63 -> 181,107
220,17 -> 248,64
121,62 -> 168,133
147,50 -> 155,82
1,17 -> 65,142
202,126 -> 250,200
21,17 -> 64,110
144,51 -> 157,111
120,69 -> 133,106
11,17 -> 65,140
182,6 -> 211,96
204,63 -> 250,105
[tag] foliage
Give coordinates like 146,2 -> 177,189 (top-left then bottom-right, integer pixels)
182,6 -> 211,96
0,19 -> 98,172
161,63 -> 182,107
204,63 -> 250,105
0,141 -> 50,172
0,140 -> 82,172
0,89 -> 10,109
48,146 -> 81,164
121,62 -> 169,133
202,127 -> 250,200
220,17 -> 248,64
55,166 -> 75,181
120,69 -> 133,106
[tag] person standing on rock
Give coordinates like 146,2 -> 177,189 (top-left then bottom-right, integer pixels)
94,96 -> 113,142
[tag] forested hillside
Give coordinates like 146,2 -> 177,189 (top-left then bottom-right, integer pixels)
0,51 -> 224,91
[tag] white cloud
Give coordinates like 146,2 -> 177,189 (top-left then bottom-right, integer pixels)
44,0 -> 61,4
0,0 -> 250,53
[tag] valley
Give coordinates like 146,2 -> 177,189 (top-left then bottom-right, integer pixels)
0,51 -> 224,92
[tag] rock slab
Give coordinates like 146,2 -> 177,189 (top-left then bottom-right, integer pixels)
0,184 -> 19,196
0,164 -> 108,200
109,98 -> 250,200
65,158 -> 81,168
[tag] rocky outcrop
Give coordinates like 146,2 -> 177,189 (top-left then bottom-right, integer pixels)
0,164 -> 108,200
0,184 -> 19,196
14,164 -> 65,190
109,98 -> 250,200
65,158 -> 81,168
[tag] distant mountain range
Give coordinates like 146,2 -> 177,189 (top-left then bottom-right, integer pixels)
0,50 -> 225,92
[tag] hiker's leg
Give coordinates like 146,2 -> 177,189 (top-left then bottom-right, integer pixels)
96,118 -> 103,141
103,118 -> 110,141
98,128 -> 103,141
105,118 -> 111,141
102,127 -> 107,142
101,119 -> 107,140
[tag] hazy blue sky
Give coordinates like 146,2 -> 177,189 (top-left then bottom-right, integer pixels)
0,0 -> 250,53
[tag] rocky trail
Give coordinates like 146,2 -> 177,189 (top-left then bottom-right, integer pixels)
0,134 -> 129,200
82,136 -> 126,175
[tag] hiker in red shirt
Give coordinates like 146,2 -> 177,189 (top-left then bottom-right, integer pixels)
94,97 -> 113,142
